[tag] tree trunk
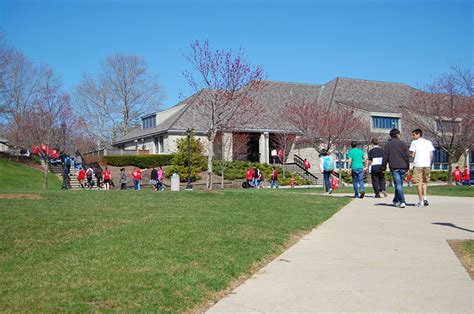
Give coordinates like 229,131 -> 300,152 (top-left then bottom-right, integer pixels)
282,157 -> 286,179
42,159 -> 49,190
206,138 -> 215,190
221,167 -> 225,189
447,153 -> 454,186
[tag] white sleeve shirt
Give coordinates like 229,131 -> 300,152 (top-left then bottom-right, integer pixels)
409,138 -> 435,167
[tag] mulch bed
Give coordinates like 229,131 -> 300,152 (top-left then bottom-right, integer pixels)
447,239 -> 474,280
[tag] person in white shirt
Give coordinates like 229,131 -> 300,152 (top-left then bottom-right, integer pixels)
409,128 -> 435,207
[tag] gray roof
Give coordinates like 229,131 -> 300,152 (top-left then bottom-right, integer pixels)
113,77 -> 421,144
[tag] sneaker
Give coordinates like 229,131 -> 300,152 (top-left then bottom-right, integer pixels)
374,194 -> 381,198
393,201 -> 399,206
399,202 -> 406,208
359,191 -> 365,199
382,191 -> 388,197
415,201 -> 425,208
328,188 -> 333,195
424,199 -> 429,206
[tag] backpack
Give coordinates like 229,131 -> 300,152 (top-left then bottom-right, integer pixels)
323,156 -> 335,171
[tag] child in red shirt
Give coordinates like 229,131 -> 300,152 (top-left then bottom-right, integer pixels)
131,167 -> 142,190
453,166 -> 462,186
103,167 -> 112,190
463,166 -> 471,186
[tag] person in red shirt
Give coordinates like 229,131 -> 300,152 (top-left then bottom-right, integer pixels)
463,166 -> 471,186
452,166 -> 462,186
131,167 -> 142,190
103,167 -> 112,190
77,167 -> 86,189
245,167 -> 254,188
271,167 -> 278,188
32,145 -> 39,156
277,148 -> 284,163
303,158 -> 311,175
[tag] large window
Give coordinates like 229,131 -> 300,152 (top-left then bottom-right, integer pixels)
470,150 -> 474,171
372,116 -> 400,129
142,116 -> 156,129
436,119 -> 460,134
433,148 -> 448,170
154,136 -> 164,154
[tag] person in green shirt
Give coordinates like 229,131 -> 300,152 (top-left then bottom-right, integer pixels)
348,141 -> 368,198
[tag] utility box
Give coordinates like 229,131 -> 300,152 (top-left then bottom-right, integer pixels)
171,173 -> 180,191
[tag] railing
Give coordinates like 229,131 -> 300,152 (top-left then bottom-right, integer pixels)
290,154 -> 319,185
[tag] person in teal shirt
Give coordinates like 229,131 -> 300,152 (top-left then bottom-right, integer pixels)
348,141 -> 368,198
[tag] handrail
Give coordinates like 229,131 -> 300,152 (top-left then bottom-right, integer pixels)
292,154 -> 319,183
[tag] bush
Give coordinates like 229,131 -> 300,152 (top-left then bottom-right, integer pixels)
167,134 -> 206,182
102,155 -> 173,168
431,171 -> 448,182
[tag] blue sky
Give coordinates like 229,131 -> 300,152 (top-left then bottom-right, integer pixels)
0,0 -> 472,110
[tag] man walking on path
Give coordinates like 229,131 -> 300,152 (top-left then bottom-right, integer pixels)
383,128 -> 409,208
348,141 -> 367,198
368,138 -> 387,198
409,129 -> 435,207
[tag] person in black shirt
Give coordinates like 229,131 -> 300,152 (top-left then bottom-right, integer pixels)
368,138 -> 387,198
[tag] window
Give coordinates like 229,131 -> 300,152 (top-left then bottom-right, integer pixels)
470,150 -> 474,171
372,116 -> 400,129
433,148 -> 448,170
154,136 -> 164,153
142,116 -> 156,129
436,119 -> 460,134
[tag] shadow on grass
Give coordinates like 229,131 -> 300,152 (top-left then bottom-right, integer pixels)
432,222 -> 474,233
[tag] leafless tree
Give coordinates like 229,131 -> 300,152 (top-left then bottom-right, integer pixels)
183,40 -> 265,190
214,131 -> 250,188
75,53 -> 164,147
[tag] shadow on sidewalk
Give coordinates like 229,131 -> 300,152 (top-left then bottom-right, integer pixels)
374,203 -> 415,207
432,222 -> 474,233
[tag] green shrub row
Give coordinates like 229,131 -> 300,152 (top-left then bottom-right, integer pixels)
102,155 -> 173,168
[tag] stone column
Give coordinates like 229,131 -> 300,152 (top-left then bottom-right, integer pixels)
259,132 -> 269,164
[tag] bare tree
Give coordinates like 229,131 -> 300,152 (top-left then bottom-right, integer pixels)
75,53 -> 164,147
401,67 -> 474,184
183,40 -> 265,190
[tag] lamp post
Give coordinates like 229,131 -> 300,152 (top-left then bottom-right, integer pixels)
186,128 -> 193,190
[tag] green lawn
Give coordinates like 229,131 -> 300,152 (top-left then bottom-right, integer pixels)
0,157 -> 350,312
464,240 -> 474,260
0,157 -> 61,192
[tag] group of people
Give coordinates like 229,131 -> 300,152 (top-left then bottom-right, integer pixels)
76,166 -> 113,190
343,128 -> 449,208
452,165 -> 471,186
244,166 -> 279,189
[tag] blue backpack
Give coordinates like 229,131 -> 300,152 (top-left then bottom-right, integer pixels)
323,156 -> 335,171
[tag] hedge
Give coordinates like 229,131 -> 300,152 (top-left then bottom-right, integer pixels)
102,155 -> 173,168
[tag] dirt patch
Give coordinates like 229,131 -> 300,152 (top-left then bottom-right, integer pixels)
447,239 -> 474,280
0,194 -> 43,200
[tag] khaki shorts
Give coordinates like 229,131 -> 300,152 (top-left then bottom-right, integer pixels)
413,167 -> 431,184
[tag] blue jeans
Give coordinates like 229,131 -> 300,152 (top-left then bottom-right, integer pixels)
271,179 -> 278,188
351,169 -> 365,197
323,171 -> 331,192
391,169 -> 406,204
133,179 -> 140,190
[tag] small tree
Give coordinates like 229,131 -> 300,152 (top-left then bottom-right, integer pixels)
401,66 -> 474,184
168,133 -> 206,182
183,40 -> 265,190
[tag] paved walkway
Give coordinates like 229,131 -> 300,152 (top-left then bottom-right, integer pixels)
208,194 -> 474,313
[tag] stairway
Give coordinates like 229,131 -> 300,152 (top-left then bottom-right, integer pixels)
48,162 -> 82,189
285,155 -> 320,185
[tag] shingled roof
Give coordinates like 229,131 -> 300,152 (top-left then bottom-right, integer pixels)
113,77 -> 417,144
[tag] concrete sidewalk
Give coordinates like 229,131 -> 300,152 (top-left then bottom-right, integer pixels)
208,194 -> 474,313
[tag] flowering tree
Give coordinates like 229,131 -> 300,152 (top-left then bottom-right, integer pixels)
183,40 -> 265,189
401,66 -> 474,184
285,98 -> 367,154
272,131 -> 296,179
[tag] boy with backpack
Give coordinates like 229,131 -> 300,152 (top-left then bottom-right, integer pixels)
86,166 -> 94,189
319,150 -> 335,194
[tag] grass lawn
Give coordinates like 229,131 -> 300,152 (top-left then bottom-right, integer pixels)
291,185 -> 474,197
0,157 -> 350,312
0,157 -> 61,192
464,240 -> 474,260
